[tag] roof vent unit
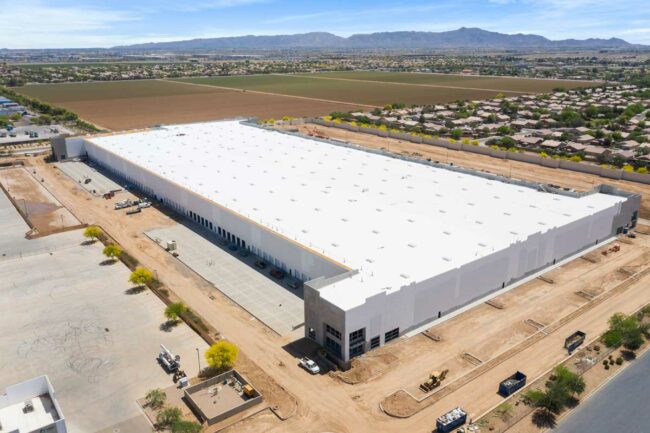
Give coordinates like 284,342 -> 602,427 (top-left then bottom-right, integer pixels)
407,243 -> 416,248
443,230 -> 451,235
442,256 -> 452,262
400,273 -> 410,279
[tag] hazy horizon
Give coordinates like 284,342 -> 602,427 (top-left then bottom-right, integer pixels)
0,0 -> 649,49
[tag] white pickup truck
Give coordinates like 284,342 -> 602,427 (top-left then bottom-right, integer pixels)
114,199 -> 132,210
299,357 -> 320,374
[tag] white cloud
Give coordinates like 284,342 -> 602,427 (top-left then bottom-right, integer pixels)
0,1 -> 139,48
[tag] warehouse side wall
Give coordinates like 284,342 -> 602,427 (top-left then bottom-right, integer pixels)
83,139 -> 347,282
307,198 -> 636,365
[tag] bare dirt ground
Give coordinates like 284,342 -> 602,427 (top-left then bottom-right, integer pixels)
18,155 -> 650,433
17,80 -> 365,131
0,166 -> 80,233
286,125 -> 650,218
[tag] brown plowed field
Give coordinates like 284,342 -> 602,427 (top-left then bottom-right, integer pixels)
17,80 -> 365,131
17,71 -> 600,131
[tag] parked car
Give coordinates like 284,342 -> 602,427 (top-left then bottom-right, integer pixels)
228,244 -> 237,252
254,260 -> 267,269
288,280 -> 301,289
270,268 -> 286,279
238,249 -> 250,257
299,357 -> 320,374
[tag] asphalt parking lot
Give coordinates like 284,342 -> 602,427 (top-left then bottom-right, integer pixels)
0,124 -> 72,145
0,188 -> 207,433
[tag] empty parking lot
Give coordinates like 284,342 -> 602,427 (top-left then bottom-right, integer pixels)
0,187 -> 207,433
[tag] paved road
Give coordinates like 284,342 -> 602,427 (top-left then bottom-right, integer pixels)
554,349 -> 650,433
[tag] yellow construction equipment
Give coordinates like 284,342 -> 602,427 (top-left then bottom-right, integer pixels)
419,369 -> 448,392
242,384 -> 255,398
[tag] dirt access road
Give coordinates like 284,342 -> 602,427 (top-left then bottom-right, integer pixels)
20,156 -> 650,433
0,166 -> 80,234
287,124 -> 650,218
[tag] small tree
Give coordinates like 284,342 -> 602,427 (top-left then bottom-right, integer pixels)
523,365 -> 585,421
83,225 -> 102,243
603,313 -> 644,351
156,406 -> 182,428
171,420 -> 202,433
144,388 -> 166,409
129,267 -> 153,288
102,244 -> 122,261
164,302 -> 187,323
205,341 -> 239,371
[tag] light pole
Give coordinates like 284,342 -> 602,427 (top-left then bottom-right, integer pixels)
196,347 -> 201,373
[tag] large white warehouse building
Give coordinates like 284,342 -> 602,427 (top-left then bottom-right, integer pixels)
54,120 -> 640,366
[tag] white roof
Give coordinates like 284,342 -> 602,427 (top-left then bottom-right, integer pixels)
88,121 -> 624,311
0,395 -> 59,432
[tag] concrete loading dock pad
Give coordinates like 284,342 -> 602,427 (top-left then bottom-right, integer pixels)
55,161 -> 122,197
0,186 -> 207,433
146,224 -> 304,335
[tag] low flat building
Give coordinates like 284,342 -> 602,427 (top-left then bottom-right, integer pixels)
0,376 -> 66,433
52,120 -> 641,367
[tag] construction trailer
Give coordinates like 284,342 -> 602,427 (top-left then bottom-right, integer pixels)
58,120 -> 641,368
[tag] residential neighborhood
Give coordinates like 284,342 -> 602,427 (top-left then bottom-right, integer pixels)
337,85 -> 650,172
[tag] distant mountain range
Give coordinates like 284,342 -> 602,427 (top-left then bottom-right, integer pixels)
114,28 -> 642,51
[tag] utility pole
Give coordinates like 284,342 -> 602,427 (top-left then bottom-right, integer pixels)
196,347 -> 201,373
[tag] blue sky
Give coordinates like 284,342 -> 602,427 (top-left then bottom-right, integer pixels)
1,0 -> 649,49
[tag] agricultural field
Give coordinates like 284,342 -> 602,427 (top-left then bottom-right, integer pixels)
16,79 -> 362,130
15,71 -> 600,131
172,74 -> 526,106
293,70 -> 599,93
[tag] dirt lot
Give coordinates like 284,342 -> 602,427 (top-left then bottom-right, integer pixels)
288,124 -> 650,217
15,155 -> 650,433
0,166 -> 80,233
16,80 -> 365,131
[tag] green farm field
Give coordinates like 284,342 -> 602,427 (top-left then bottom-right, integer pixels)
171,74 -> 526,106
292,71 -> 598,93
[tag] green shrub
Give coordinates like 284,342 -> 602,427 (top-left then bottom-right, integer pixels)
119,250 -> 139,269
615,357 -> 624,365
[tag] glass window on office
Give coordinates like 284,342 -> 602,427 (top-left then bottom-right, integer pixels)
325,323 -> 342,340
325,336 -> 341,357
